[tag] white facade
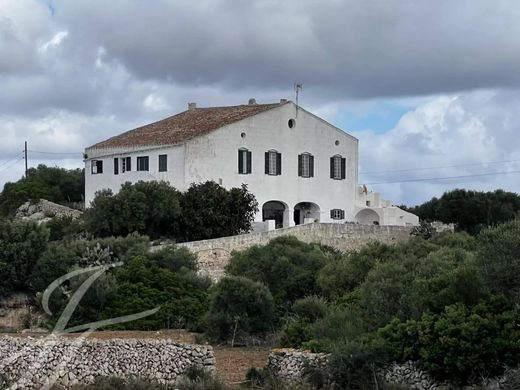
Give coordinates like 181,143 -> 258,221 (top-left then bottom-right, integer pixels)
85,100 -> 418,228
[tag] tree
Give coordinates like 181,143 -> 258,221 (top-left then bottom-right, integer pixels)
226,236 -> 329,313
406,189 -> 520,234
179,181 -> 258,241
84,181 -> 182,239
0,219 -> 49,296
205,276 -> 275,343
0,165 -> 84,216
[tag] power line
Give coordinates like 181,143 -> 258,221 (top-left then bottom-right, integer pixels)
365,170 -> 520,185
359,158 -> 520,175
0,152 -> 24,170
0,154 -> 24,175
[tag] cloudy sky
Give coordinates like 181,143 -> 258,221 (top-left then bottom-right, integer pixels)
1,0 -> 520,205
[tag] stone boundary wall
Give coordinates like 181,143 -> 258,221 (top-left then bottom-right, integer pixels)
0,336 -> 214,389
267,349 -> 329,382
156,223 -> 413,280
267,350 -> 512,389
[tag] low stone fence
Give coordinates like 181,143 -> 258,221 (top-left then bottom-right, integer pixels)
157,223 -> 413,280
0,335 -> 214,389
267,349 -> 329,382
266,350 -> 513,389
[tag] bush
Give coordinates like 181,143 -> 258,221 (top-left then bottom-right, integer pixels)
45,215 -> 84,241
378,297 -> 520,384
475,220 -> 520,301
0,165 -> 84,217
226,236 -> 329,313
179,181 -> 258,241
205,276 -> 275,343
85,181 -> 182,239
327,341 -> 385,390
0,219 -> 49,296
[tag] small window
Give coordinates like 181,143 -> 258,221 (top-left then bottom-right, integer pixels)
91,160 -> 103,174
238,149 -> 252,174
298,153 -> 314,178
288,119 -> 296,128
114,158 -> 119,175
122,157 -> 131,173
335,140 -> 340,146
330,209 -> 345,220
330,155 -> 346,180
265,150 -> 281,176
366,200 -> 371,207
137,156 -> 149,171
241,132 -> 246,138
159,154 -> 167,172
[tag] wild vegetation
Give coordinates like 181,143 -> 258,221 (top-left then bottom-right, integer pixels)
1,173 -> 519,388
402,188 -> 520,234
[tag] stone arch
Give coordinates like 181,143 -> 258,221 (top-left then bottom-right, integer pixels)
294,202 -> 320,225
355,208 -> 380,225
262,200 -> 289,229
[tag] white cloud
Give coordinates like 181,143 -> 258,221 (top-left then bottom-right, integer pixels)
354,89 -> 520,205
39,30 -> 68,52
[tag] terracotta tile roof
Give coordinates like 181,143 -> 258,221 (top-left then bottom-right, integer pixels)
87,101 -> 288,149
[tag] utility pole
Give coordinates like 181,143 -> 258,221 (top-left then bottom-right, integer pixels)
24,141 -> 28,178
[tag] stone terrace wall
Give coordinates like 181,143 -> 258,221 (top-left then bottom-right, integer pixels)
156,223 -> 413,280
267,351 -> 512,389
0,336 -> 214,389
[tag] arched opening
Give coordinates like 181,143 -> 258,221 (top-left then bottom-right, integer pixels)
294,202 -> 320,225
355,209 -> 380,225
262,201 -> 288,229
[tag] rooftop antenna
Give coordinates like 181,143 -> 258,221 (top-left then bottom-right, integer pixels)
294,82 -> 303,116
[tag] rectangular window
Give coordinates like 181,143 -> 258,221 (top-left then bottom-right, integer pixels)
330,209 -> 345,220
159,154 -> 168,172
330,155 -> 346,180
298,153 -> 314,178
122,156 -> 131,172
238,149 -> 252,174
137,156 -> 149,171
91,160 -> 103,174
114,158 -> 119,175
265,151 -> 281,175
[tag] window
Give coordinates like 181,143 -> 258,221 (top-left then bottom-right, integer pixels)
330,155 -> 346,180
265,150 -> 281,175
159,154 -> 167,172
298,153 -> 314,178
288,119 -> 296,128
366,200 -> 371,207
122,157 -> 131,173
330,209 -> 345,220
91,160 -> 103,174
114,158 -> 119,175
137,156 -> 149,171
238,149 -> 252,174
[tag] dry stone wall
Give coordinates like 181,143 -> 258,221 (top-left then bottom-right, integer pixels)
0,335 -> 214,389
156,223 -> 413,280
267,350 -> 512,389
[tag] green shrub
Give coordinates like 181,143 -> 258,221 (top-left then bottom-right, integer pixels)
226,236 -> 328,313
205,276 -> 275,343
45,215 -> 84,241
0,219 -> 49,297
85,181 -> 182,239
475,220 -> 520,301
327,340 -> 385,390
179,181 -> 258,241
378,297 -> 520,384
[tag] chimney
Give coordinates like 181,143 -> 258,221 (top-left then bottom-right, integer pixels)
248,98 -> 256,105
188,102 -> 197,111
280,98 -> 287,103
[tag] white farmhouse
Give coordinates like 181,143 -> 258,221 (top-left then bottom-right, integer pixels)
85,99 -> 418,229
